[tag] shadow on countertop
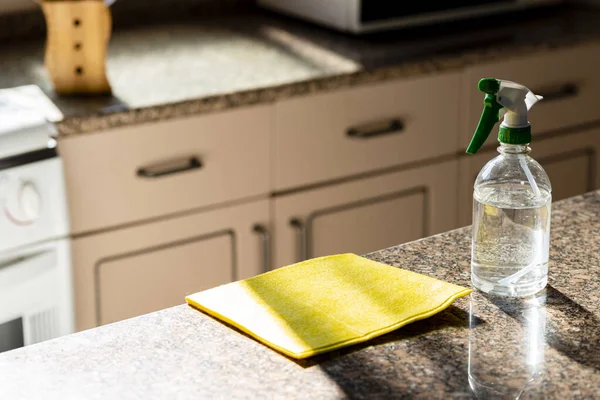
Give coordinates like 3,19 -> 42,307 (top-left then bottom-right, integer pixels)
491,285 -> 600,372
198,298 -> 479,399
296,305 -> 479,398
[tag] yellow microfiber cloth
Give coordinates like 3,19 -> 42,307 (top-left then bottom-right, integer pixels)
186,253 -> 471,359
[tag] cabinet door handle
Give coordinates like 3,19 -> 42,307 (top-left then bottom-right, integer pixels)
137,157 -> 202,178
346,118 -> 404,139
535,83 -> 579,102
252,224 -> 271,273
289,218 -> 307,262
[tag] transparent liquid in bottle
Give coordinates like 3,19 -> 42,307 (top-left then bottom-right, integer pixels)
472,183 -> 551,297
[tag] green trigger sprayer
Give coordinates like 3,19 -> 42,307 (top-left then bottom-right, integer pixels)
466,78 -> 552,297
467,78 -> 543,154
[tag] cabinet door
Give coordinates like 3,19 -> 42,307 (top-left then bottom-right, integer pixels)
72,199 -> 270,331
458,128 -> 600,226
273,160 -> 458,269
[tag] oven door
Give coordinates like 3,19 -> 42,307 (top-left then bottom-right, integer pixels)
0,239 -> 74,353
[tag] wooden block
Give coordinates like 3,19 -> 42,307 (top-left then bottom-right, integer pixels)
41,0 -> 112,95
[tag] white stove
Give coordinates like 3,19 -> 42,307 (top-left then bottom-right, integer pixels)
0,86 -> 74,353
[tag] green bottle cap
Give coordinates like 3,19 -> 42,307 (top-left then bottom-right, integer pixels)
498,126 -> 531,145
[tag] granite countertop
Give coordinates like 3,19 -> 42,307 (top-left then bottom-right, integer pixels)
1,4 -> 600,136
1,190 -> 600,399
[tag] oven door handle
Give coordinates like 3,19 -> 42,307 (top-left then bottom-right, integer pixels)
0,250 -> 56,290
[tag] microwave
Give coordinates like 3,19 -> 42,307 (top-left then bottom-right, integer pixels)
257,0 -> 562,33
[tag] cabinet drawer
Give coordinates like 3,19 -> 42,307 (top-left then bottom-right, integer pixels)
463,43 -> 600,150
274,73 -> 461,190
60,105 -> 271,234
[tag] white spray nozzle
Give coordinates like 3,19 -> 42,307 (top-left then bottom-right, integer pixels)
496,80 -> 543,128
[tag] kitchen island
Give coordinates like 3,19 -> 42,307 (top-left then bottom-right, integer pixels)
1,191 -> 600,399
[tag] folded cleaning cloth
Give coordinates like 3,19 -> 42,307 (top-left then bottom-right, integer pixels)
186,253 -> 471,359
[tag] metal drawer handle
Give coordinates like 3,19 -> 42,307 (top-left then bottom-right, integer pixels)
252,224 -> 271,273
136,157 -> 202,178
289,218 -> 307,263
346,118 -> 404,139
535,83 -> 579,102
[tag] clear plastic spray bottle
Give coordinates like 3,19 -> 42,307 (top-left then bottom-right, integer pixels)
466,78 -> 551,297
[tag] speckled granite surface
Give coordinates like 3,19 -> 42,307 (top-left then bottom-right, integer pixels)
0,4 -> 600,136
1,191 -> 599,399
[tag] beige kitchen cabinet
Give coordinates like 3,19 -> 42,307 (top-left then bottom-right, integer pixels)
273,160 -> 459,269
59,105 -> 271,234
273,72 -> 461,191
72,198 -> 270,331
462,42 -> 600,151
458,127 -> 600,226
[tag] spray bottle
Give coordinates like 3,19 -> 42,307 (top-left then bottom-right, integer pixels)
466,78 -> 551,297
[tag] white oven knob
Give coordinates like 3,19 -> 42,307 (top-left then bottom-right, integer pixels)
4,181 -> 42,225
20,182 -> 42,221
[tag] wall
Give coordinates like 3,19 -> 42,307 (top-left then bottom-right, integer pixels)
0,0 -> 36,15
0,0 -> 255,15
0,0 -> 256,42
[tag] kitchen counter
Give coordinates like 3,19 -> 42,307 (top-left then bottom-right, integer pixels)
1,4 -> 600,136
2,190 -> 600,399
